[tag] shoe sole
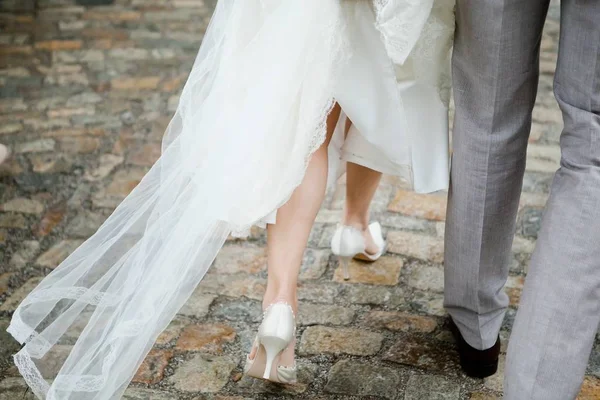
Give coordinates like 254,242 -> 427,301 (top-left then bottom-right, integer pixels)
460,360 -> 499,379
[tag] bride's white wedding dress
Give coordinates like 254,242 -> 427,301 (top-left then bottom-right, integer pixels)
7,1 -> 454,398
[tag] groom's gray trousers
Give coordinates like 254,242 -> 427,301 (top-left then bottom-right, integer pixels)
444,0 -> 600,398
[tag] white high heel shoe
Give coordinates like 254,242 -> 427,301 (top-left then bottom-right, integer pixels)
331,222 -> 386,280
244,302 -> 297,383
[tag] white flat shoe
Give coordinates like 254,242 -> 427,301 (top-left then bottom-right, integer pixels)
244,302 -> 297,384
331,222 -> 386,280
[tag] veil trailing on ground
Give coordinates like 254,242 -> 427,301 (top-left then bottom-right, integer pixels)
7,1 -> 434,399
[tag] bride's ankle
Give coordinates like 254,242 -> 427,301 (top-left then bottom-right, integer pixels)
342,213 -> 369,231
262,294 -> 298,314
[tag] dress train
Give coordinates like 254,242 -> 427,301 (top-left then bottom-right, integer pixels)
7,1 -> 454,398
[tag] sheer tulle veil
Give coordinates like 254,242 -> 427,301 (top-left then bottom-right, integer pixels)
7,1 -> 435,398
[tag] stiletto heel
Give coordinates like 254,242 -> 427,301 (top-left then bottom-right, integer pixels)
260,336 -> 288,379
339,256 -> 351,280
331,222 -> 386,279
244,302 -> 297,383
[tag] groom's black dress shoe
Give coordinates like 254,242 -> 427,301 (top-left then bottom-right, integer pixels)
448,317 -> 500,379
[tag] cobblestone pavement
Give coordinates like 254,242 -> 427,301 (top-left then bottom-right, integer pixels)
1,1 -> 599,399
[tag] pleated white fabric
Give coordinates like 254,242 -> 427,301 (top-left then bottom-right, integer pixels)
336,0 -> 455,193
7,1 -> 454,399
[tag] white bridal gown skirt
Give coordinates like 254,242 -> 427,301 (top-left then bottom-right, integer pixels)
335,0 -> 454,194
7,1 -> 455,399
263,0 -> 455,225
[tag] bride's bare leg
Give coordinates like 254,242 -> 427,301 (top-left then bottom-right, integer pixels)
249,103 -> 341,363
264,103 -> 340,309
343,128 -> 383,255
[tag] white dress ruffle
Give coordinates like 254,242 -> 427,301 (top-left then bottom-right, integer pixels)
7,1 -> 455,399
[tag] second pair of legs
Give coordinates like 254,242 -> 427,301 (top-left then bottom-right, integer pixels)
244,103 -> 387,383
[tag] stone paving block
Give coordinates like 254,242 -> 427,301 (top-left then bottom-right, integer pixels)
0,99 -> 27,113
518,192 -> 549,211
341,284 -> 403,305
212,299 -> 263,323
0,122 -> 23,135
533,105 -> 563,125
297,283 -> 339,304
0,277 -> 43,312
469,393 -> 501,400
112,76 -> 161,90
84,154 -> 124,181
435,221 -> 445,237
512,236 -> 536,254
59,136 -> 101,154
0,273 -> 14,296
578,376 -> 600,400
126,142 -> 161,166
0,378 -> 37,400
9,240 -> 40,268
298,303 -> 355,326
211,245 -> 267,275
333,256 -> 403,286
196,396 -> 253,400
14,173 -> 62,194
66,92 -> 103,106
92,167 -> 147,208
66,211 -> 106,237
29,154 -> 73,173
408,264 -> 444,292
506,287 -> 522,307
83,9 -> 141,21
300,326 -> 383,356
132,349 -> 173,385
179,291 -> 216,319
522,171 -> 554,193
519,207 -> 543,239
526,158 -> 559,174
47,106 -> 95,119
23,118 -> 70,131
527,143 -> 561,164
175,323 -> 236,353
0,319 -> 21,366
36,345 -> 73,379
315,208 -> 343,224
197,274 -> 265,301
384,335 -> 460,374
36,203 -> 67,237
389,190 -> 447,221
156,316 -> 190,346
404,374 -> 461,400
0,213 -> 27,229
364,311 -> 437,333
316,223 -> 337,248
0,198 -> 44,215
122,388 -> 174,400
168,354 -> 236,393
381,213 -> 438,234
35,239 -> 85,268
410,291 -> 446,317
299,248 -> 329,281
325,359 -> 407,399
387,231 -> 444,263
15,139 -> 56,154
